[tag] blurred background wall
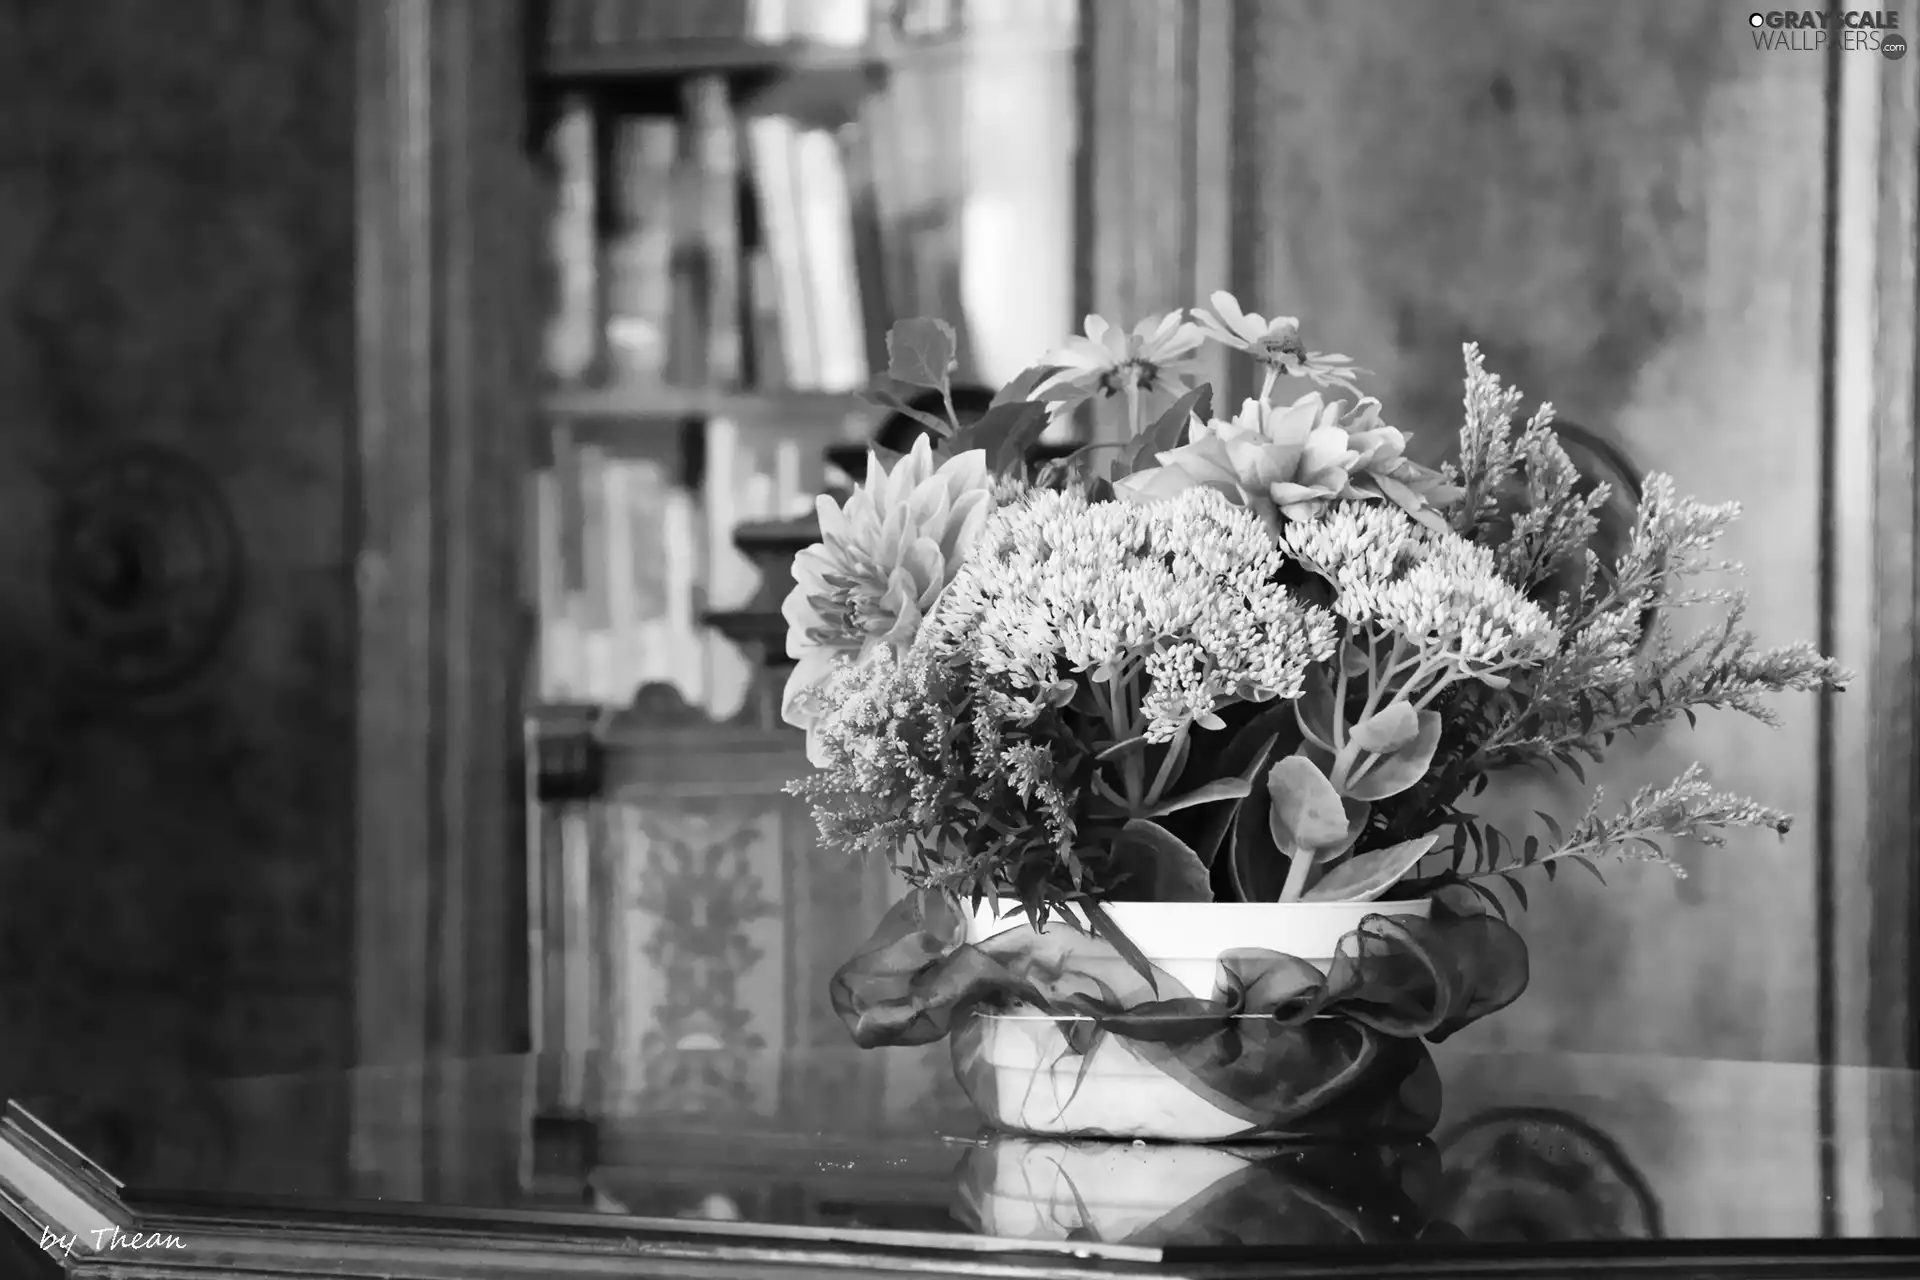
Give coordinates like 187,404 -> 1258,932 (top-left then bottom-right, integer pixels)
0,0 -> 358,1103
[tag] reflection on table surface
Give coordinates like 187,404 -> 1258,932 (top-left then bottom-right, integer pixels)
12,1043 -> 1919,1249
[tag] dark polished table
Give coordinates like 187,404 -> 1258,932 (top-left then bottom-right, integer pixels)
3,1041 -> 1919,1277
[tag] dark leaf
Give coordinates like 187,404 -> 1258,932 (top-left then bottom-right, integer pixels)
1228,745 -> 1290,902
1110,820 -> 1214,902
1139,776 -> 1253,819
1502,873 -> 1531,912
1534,809 -> 1565,844
1095,735 -> 1149,762
1191,704 -> 1297,870
1081,899 -> 1159,994
1295,666 -> 1340,749
856,383 -> 951,437
942,400 -> 1052,476
990,363 -> 1058,407
1465,822 -> 1487,873
1112,384 -> 1212,481
885,317 -> 958,390
1464,878 -> 1509,919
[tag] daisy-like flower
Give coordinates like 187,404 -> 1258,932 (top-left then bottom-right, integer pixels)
1283,503 -> 1560,685
781,436 -> 996,764
1114,392 -> 1463,534
1191,291 -> 1360,389
1030,312 -> 1206,416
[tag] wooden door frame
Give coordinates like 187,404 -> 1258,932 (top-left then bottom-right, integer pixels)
1858,60 -> 1920,1073
1833,43 -> 1920,1239
352,0 -> 534,1093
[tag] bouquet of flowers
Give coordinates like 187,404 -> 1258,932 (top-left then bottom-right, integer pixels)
780,296 -> 1844,1140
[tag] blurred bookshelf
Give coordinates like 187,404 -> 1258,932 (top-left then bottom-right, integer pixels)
527,0 -> 1079,733
521,0 -> 1081,1074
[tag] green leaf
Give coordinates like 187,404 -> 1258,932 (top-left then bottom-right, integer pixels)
1295,666 -> 1339,749
1464,877 -> 1509,919
856,383 -> 951,437
1340,796 -> 1371,848
1502,873 -> 1531,912
1081,899 -> 1159,994
1153,729 -> 1193,797
941,400 -> 1051,475
1349,698 -> 1420,754
1571,856 -> 1608,885
1267,755 -> 1351,857
1464,821 -> 1487,873
1110,820 -> 1214,902
1342,710 -> 1442,802
1534,809 -> 1565,845
1095,735 -> 1149,762
1192,704 -> 1297,870
1139,777 -> 1254,819
1229,747 -> 1287,900
990,363 -> 1057,407
1300,832 -> 1442,903
885,317 -> 958,390
1112,384 -> 1212,481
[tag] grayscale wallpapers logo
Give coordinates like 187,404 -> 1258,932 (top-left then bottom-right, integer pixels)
1748,9 -> 1905,56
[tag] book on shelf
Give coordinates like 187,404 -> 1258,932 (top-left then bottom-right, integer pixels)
534,0 -> 1003,722
530,427 -> 810,716
605,114 -> 679,384
542,76 -> 885,397
545,0 -> 871,52
545,96 -> 598,383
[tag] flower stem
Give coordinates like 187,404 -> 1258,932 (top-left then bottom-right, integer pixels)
1279,846 -> 1315,901
1108,667 -> 1148,805
1260,367 -> 1279,403
1124,380 -> 1142,438
1145,724 -> 1189,806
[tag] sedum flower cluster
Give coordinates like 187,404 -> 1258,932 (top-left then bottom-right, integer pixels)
920,488 -> 1337,742
783,294 -> 1847,920
1283,503 -> 1559,686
